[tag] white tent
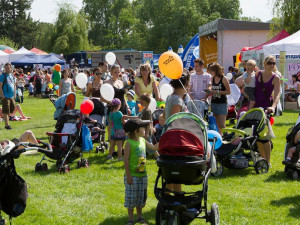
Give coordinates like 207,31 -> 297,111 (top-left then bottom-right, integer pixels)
0,50 -> 9,65
263,30 -> 300,56
9,46 -> 35,63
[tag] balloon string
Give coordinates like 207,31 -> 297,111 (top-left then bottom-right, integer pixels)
178,79 -> 204,119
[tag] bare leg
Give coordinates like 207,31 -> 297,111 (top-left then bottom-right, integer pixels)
257,141 -> 271,163
19,130 -> 38,144
108,140 -> 116,156
116,140 -> 123,159
127,208 -> 134,222
249,101 -> 255,109
287,147 -> 296,159
3,113 -> 9,127
136,207 -> 143,220
215,114 -> 226,136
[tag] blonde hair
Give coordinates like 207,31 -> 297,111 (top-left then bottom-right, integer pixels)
246,59 -> 256,66
263,55 -> 276,66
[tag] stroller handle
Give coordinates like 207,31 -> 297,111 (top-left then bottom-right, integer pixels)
9,142 -> 53,157
46,132 -> 76,137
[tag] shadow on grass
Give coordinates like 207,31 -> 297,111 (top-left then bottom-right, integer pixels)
273,122 -> 295,127
23,163 -> 58,176
210,167 -> 254,180
264,170 -> 286,182
270,195 -> 300,218
99,207 -> 156,225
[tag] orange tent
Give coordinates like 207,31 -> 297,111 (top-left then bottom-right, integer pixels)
30,47 -> 48,55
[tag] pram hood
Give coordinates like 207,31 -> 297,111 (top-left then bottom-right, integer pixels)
237,108 -> 267,138
159,113 -> 207,157
54,92 -> 76,119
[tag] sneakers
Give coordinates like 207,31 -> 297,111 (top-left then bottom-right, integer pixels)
282,159 -> 292,166
4,125 -> 12,130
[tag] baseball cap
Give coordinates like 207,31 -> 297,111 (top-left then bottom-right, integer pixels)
124,119 -> 150,133
111,98 -> 121,106
126,89 -> 135,98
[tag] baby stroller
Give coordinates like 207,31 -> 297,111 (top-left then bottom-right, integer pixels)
51,92 -> 76,120
154,112 -> 219,225
282,119 -> 300,179
86,98 -> 109,153
0,141 -> 52,224
213,108 -> 271,176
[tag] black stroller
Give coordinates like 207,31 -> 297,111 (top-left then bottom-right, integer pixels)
154,113 -> 219,225
0,141 -> 52,224
87,98 -> 109,153
282,118 -> 300,179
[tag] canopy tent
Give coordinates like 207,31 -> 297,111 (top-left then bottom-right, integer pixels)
0,45 -> 15,51
263,30 -> 300,56
50,53 -> 65,60
9,46 -> 35,62
30,47 -> 48,55
242,30 -> 290,61
11,54 -> 65,66
0,50 -> 9,64
3,49 -> 14,54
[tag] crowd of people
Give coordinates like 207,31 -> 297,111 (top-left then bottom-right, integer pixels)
2,54 -> 300,225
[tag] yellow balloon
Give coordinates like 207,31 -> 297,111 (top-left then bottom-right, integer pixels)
49,83 -> 53,89
158,51 -> 183,79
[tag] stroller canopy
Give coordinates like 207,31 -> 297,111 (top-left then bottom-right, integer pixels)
159,113 -> 207,156
54,92 -> 76,119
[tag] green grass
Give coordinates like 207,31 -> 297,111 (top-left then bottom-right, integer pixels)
1,92 -> 300,225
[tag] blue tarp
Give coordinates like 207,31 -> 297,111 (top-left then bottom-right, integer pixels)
11,54 -> 65,66
182,34 -> 199,69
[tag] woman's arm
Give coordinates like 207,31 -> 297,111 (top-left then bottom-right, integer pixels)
244,72 -> 251,84
152,80 -> 162,101
271,76 -> 281,109
221,76 -> 231,95
71,79 -> 75,92
85,83 -> 92,97
135,82 -> 141,98
146,141 -> 159,151
171,105 -> 182,115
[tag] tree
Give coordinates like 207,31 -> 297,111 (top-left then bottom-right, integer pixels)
273,0 -> 300,34
0,37 -> 19,50
0,0 -> 38,48
240,17 -> 262,22
49,4 -> 89,55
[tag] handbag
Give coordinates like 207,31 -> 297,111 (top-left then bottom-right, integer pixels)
81,124 -> 93,151
111,113 -> 126,139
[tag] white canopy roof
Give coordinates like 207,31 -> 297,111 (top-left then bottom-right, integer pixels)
0,50 -> 9,64
9,46 -> 35,62
263,30 -> 300,56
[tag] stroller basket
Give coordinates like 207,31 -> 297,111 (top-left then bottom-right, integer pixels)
157,155 -> 207,185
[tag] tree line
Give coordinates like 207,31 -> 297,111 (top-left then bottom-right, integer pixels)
0,0 -> 297,55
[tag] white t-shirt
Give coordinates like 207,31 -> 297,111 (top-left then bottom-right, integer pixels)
242,72 -> 255,88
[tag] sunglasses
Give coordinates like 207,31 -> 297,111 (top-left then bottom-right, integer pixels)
267,62 -> 276,65
95,73 -> 102,75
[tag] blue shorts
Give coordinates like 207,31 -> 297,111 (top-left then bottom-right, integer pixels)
211,103 -> 228,115
124,175 -> 147,209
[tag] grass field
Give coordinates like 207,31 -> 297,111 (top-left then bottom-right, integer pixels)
1,92 -> 299,225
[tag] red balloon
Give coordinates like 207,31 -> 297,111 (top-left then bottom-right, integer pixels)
270,117 -> 274,126
80,100 -> 94,114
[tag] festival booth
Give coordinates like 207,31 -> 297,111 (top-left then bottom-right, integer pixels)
198,19 -> 270,71
11,54 -> 65,67
0,45 -> 14,52
9,46 -> 35,63
0,50 -> 9,65
242,30 -> 290,67
30,47 -> 48,55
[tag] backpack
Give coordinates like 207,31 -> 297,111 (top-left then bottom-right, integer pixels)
1,73 -> 8,93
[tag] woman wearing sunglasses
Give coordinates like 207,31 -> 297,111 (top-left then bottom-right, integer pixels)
254,55 -> 281,167
85,67 -> 108,103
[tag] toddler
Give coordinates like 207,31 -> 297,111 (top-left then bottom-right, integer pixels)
28,82 -> 34,98
283,130 -> 300,168
243,60 -> 256,109
126,90 -> 136,116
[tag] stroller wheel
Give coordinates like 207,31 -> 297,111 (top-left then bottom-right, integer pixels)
255,158 -> 269,174
83,159 -> 89,168
77,160 -> 82,168
209,203 -> 220,225
105,142 -> 109,150
41,163 -> 48,171
35,163 -> 42,172
96,147 -> 100,154
58,166 -> 64,174
212,161 -> 223,177
290,170 -> 299,180
155,203 -> 166,225
65,165 -> 70,173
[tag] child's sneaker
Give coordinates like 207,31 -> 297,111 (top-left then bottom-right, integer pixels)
282,159 -> 292,166
106,155 -> 112,160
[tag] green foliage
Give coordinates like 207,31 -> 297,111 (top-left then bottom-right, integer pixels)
0,0 -> 38,49
274,0 -> 300,34
49,3 -> 89,54
240,16 -> 263,22
268,17 -> 285,40
0,36 -> 19,49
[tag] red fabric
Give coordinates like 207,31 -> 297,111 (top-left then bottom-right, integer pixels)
3,49 -> 14,54
30,47 -> 47,55
245,30 -> 290,51
159,130 -> 204,156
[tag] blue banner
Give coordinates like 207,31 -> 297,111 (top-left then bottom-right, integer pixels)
182,34 -> 199,69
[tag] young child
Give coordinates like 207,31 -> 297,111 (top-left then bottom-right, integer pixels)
123,119 -> 159,225
153,113 -> 165,143
283,130 -> 300,168
126,89 -> 136,116
243,60 -> 256,109
28,82 -> 34,98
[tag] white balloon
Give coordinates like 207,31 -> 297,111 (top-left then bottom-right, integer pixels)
227,84 -> 241,106
149,97 -> 157,113
75,73 -> 88,89
100,83 -> 115,102
226,73 -> 233,80
105,52 -> 116,65
159,84 -> 173,101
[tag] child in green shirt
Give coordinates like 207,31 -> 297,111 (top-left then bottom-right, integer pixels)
123,119 -> 159,225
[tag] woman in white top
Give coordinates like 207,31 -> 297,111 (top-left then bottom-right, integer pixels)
59,69 -> 75,96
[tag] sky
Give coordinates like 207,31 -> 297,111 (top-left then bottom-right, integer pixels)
29,0 -> 274,23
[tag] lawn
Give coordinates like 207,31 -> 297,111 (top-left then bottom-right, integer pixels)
1,92 -> 299,225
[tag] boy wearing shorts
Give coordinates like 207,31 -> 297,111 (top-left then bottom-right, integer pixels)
243,60 -> 256,109
123,119 -> 159,225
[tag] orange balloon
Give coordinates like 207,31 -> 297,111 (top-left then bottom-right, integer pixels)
158,51 -> 183,79
54,64 -> 61,72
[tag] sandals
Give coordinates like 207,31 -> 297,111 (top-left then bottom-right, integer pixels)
126,220 -> 134,225
136,218 -> 147,225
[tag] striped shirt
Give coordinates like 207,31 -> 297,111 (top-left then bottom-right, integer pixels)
190,72 -> 211,100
